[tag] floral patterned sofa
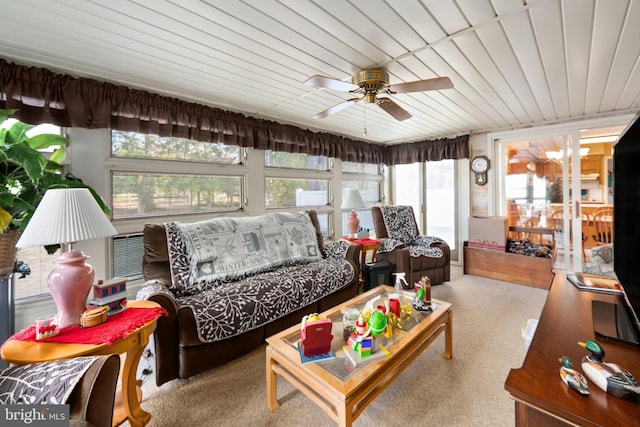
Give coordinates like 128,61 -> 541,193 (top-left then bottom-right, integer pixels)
137,210 -> 360,385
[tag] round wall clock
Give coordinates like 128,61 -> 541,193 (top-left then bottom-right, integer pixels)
471,155 -> 490,185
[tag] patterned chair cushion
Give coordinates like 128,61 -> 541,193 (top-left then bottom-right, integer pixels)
584,263 -> 617,278
379,205 -> 418,244
377,206 -> 446,258
584,243 -> 616,278
590,243 -> 613,264
0,357 -> 100,405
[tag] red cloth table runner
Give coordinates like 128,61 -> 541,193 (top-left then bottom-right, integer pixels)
10,307 -> 167,346
343,238 -> 380,245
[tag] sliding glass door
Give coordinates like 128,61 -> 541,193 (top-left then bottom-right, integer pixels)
393,160 -> 458,261
497,123 -> 621,273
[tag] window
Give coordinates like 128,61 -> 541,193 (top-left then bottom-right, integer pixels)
112,173 -> 242,219
265,178 -> 329,208
264,151 -> 332,238
112,235 -> 144,279
340,181 -> 381,236
3,121 -> 64,300
340,162 -> 383,238
265,150 -> 329,170
426,160 -> 456,250
110,131 -> 245,221
393,160 -> 458,252
109,131 -> 247,281
14,247 -> 59,300
342,161 -> 380,174
112,131 -> 240,163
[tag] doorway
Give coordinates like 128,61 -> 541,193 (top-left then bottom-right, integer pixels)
495,123 -> 623,273
392,160 -> 459,262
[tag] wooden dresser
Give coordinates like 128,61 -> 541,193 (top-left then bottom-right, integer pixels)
504,270 -> 640,426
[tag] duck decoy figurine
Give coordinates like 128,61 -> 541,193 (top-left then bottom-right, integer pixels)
578,340 -> 640,400
559,356 -> 589,395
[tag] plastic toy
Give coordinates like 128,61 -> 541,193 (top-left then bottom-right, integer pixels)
368,310 -> 387,337
412,276 -> 433,312
300,313 -> 333,357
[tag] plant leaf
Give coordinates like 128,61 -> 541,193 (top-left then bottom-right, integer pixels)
48,146 -> 67,165
0,109 -> 17,124
5,121 -> 33,145
0,207 -> 11,232
5,142 -> 46,183
28,133 -> 67,150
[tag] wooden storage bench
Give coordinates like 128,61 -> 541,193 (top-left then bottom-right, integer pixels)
463,242 -> 555,289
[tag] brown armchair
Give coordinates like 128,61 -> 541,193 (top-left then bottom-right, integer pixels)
0,355 -> 120,427
372,205 -> 450,287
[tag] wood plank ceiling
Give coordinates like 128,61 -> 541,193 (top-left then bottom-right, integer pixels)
0,0 -> 638,144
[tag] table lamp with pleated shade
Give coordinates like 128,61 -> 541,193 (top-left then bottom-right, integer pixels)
16,188 -> 117,328
341,189 -> 366,240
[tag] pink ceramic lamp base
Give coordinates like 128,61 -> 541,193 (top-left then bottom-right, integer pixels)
347,210 -> 360,240
48,250 -> 94,329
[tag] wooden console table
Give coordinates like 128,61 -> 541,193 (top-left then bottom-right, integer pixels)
504,270 -> 640,426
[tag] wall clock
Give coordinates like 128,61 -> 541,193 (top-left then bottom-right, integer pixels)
471,155 -> 490,185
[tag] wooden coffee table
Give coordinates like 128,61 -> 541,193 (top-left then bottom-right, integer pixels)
266,285 -> 452,427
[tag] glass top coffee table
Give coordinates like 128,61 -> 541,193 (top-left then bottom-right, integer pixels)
265,285 -> 452,427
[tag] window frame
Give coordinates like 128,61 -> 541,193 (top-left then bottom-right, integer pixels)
340,162 -> 384,238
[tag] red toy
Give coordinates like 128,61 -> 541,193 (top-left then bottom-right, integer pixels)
300,315 -> 333,357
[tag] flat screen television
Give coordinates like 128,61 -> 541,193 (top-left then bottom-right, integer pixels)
595,114 -> 640,346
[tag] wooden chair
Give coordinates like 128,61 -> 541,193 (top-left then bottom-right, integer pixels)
548,206 -> 588,261
591,207 -> 614,245
548,207 -> 564,235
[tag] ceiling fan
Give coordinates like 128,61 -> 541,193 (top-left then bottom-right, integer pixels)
304,68 -> 453,121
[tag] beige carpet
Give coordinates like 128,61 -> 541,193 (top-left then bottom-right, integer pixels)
136,266 -> 548,427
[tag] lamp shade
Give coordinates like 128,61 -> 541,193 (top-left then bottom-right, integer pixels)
16,188 -> 117,248
341,189 -> 366,210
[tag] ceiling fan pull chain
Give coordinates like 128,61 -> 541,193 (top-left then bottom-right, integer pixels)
363,103 -> 367,136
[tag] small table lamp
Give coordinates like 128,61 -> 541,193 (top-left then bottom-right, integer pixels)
16,188 -> 117,328
341,189 -> 366,240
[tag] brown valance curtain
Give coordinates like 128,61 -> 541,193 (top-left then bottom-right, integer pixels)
0,58 -> 468,165
386,135 -> 469,165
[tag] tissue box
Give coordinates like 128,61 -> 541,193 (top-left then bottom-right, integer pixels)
468,216 -> 508,251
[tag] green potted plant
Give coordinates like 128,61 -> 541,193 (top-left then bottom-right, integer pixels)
0,109 -> 111,275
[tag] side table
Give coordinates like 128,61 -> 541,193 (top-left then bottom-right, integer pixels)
0,300 -> 160,427
341,237 -> 381,282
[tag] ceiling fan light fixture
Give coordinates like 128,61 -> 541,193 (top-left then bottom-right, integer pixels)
363,93 -> 377,104
352,68 -> 389,92
304,68 -> 453,121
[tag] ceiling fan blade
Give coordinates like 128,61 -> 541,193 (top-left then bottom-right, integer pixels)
378,98 -> 412,121
388,76 -> 453,93
313,98 -> 360,118
304,75 -> 359,92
